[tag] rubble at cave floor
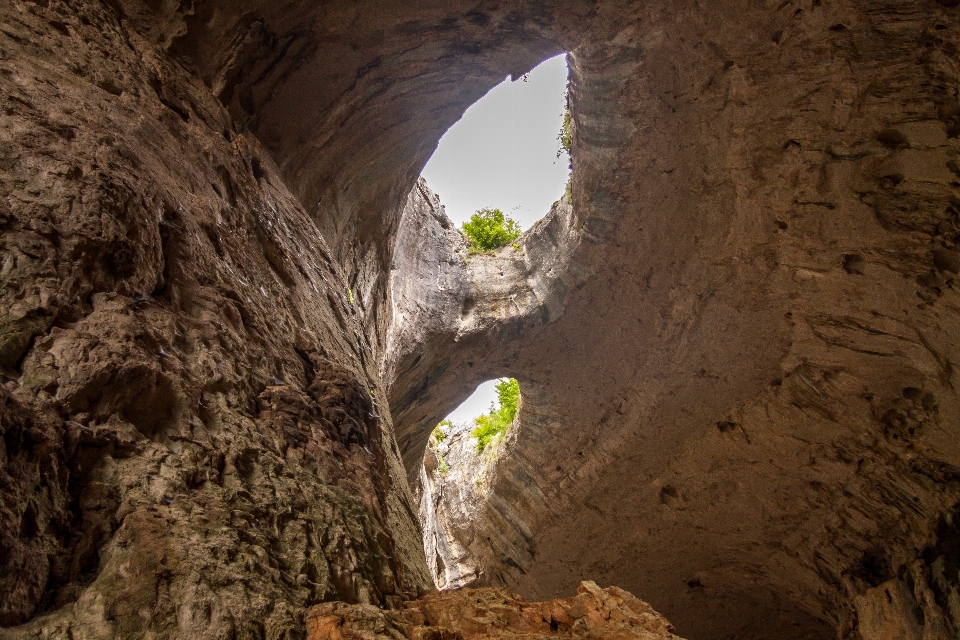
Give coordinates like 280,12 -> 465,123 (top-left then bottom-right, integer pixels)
307,581 -> 685,640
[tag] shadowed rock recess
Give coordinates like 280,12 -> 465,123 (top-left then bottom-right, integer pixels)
1,1 -> 959,639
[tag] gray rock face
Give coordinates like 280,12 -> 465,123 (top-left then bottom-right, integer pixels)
418,422 -> 487,591
382,180 -> 582,592
417,415 -> 532,594
382,179 -> 580,482
3,1 -> 960,640
381,6 -> 960,640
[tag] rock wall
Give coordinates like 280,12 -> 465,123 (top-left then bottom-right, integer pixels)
419,419 -> 503,591
0,2 -> 430,637
382,180 -> 579,481
379,3 -> 960,640
2,0 -> 960,639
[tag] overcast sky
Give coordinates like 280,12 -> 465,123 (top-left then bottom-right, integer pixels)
422,53 -> 569,231
424,55 -> 568,426
443,379 -> 500,426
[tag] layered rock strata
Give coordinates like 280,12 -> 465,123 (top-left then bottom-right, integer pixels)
306,581 -> 684,640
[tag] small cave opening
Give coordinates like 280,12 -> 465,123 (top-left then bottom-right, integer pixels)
418,377 -> 521,590
420,53 -> 571,237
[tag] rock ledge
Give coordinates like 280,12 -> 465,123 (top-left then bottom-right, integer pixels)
306,581 -> 684,640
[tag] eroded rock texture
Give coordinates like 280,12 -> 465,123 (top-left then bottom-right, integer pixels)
0,2 -> 430,637
306,581 -> 683,640
380,4 -> 960,640
419,420 -> 500,591
3,0 -> 960,639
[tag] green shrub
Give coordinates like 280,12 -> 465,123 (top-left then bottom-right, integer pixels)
557,107 -> 572,158
472,378 -> 520,452
432,419 -> 450,443
461,208 -> 521,252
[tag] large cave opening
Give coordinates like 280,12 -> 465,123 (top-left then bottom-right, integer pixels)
393,54 -> 573,589
420,53 -> 571,230
383,46 -> 583,481
5,1 -> 958,639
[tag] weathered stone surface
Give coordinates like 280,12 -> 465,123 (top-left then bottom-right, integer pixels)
3,0 -> 960,639
0,2 -> 430,637
306,581 -> 684,640
383,180 -> 578,482
419,420 -> 501,591
379,4 -> 960,640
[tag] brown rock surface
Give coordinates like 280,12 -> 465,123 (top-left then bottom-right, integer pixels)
2,0 -> 960,639
381,4 -> 960,640
0,1 -> 431,637
306,581 -> 683,640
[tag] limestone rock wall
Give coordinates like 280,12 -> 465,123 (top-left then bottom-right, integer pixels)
379,3 -> 960,640
382,179 -> 579,481
161,0 -> 607,362
3,0 -> 960,639
0,2 -> 430,638
418,420 -> 502,592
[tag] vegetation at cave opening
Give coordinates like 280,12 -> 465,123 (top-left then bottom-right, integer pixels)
433,420 -> 450,442
472,378 -> 520,452
557,106 -> 571,158
461,208 -> 521,252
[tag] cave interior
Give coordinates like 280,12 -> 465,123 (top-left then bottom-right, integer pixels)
1,1 -> 960,639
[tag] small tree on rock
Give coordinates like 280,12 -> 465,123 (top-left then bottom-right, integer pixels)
461,208 -> 521,252
472,378 -> 520,452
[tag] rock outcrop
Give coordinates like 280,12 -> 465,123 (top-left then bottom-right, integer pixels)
2,0 -> 960,639
306,581 -> 684,640
0,2 -> 431,637
419,420 -> 502,591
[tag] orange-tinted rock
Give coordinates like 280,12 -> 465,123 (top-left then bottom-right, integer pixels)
306,582 -> 684,640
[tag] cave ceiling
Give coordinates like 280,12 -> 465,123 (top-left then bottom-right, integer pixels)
1,1 -> 959,640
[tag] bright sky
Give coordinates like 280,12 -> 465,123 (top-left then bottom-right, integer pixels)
421,53 -> 570,231
425,55 -> 567,425
445,379 -> 501,426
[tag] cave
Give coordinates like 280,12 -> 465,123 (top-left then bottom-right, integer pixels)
420,51 -> 571,229
2,1 -> 960,640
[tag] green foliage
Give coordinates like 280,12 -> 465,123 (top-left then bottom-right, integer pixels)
438,453 -> 450,473
461,208 -> 521,252
556,107 -> 572,158
472,378 -> 520,452
433,420 -> 450,443
495,377 -> 519,416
